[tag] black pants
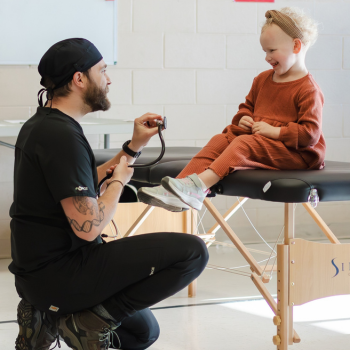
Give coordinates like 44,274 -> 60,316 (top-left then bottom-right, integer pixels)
16,232 -> 209,350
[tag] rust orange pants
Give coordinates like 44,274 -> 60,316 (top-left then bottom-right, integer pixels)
177,125 -> 308,179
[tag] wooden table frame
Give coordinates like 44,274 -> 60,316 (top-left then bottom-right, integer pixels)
106,198 -> 347,348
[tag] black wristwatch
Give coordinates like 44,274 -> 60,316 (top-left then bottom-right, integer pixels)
122,140 -> 142,158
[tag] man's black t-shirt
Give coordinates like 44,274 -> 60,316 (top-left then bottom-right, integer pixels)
9,107 -> 99,275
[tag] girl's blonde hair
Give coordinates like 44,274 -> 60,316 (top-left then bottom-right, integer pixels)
262,7 -> 318,48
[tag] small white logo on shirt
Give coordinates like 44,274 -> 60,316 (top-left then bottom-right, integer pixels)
75,186 -> 88,191
149,267 -> 155,276
49,305 -> 59,312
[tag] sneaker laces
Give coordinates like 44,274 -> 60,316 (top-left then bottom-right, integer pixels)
38,314 -> 61,350
36,334 -> 61,350
100,327 -> 121,349
48,335 -> 61,350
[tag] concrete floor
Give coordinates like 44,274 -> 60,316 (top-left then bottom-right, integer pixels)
1,240 -> 350,350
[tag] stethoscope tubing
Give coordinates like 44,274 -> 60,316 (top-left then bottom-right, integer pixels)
97,117 -> 166,240
97,118 -> 166,197
129,123 -> 165,169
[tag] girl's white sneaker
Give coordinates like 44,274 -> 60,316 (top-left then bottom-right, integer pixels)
161,174 -> 208,211
137,185 -> 190,212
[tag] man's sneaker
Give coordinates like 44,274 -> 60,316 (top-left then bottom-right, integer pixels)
161,174 -> 208,211
58,309 -> 120,350
137,185 -> 190,212
15,299 -> 59,350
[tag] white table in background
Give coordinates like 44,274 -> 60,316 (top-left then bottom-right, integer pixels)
0,118 -> 134,149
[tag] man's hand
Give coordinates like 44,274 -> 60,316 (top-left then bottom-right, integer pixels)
129,113 -> 164,152
252,121 -> 281,139
107,156 -> 134,186
106,164 -> 117,178
238,116 -> 254,131
96,114 -> 162,184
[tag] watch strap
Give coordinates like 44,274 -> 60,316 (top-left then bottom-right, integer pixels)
122,140 -> 141,158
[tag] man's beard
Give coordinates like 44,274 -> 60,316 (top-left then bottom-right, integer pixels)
83,79 -> 111,112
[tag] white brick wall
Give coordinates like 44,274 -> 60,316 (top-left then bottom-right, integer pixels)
343,37 -> 350,70
1,0 -> 350,258
314,3 -> 350,35
312,70 -> 350,104
164,105 -> 226,140
306,36 -> 342,70
322,104 -> 343,138
227,35 -> 268,70
197,70 -> 257,104
133,70 -> 195,104
117,33 -> 163,68
165,34 -> 225,68
197,1 -> 257,34
0,67 -> 41,106
107,69 -> 132,104
133,0 -> 196,33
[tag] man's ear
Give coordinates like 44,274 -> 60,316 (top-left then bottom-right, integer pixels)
293,39 -> 302,54
71,71 -> 85,89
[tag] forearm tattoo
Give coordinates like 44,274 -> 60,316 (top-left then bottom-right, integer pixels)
67,199 -> 105,233
73,196 -> 98,216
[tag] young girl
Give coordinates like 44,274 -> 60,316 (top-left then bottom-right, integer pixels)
138,7 -> 325,212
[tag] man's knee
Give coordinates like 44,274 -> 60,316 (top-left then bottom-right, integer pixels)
136,311 -> 160,348
157,232 -> 209,273
193,235 -> 209,263
181,234 -> 209,269
144,319 -> 160,346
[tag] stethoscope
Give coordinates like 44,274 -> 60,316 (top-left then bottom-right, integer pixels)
97,117 -> 167,240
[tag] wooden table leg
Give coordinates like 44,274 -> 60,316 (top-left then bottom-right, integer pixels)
302,203 -> 340,244
188,279 -> 197,297
251,272 -> 300,343
188,209 -> 198,297
276,244 -> 291,349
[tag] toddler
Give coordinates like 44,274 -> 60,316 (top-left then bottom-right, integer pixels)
138,7 -> 325,212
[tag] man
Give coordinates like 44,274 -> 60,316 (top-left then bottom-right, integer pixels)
9,38 -> 208,350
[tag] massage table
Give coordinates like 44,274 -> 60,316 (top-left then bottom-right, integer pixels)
94,147 -> 350,349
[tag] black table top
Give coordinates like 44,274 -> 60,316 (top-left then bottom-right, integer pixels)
94,147 -> 350,203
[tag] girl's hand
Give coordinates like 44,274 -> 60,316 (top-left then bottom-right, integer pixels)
252,121 -> 281,139
238,116 -> 254,131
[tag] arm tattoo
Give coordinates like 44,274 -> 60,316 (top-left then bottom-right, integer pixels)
67,201 -> 105,233
73,196 -> 99,216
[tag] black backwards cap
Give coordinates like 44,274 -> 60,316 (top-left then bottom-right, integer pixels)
37,38 -> 103,107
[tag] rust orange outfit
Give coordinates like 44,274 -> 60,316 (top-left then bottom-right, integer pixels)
177,70 -> 326,180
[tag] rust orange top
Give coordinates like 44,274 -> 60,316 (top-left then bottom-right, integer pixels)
231,70 -> 326,169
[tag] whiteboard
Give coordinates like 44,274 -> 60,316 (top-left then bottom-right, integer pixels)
0,0 -> 117,65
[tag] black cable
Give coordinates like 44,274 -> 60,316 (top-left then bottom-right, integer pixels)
129,122 -> 165,169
